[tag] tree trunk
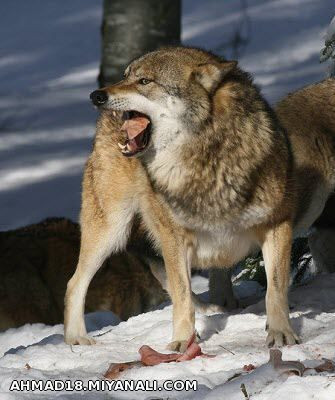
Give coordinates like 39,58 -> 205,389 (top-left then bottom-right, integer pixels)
99,0 -> 181,87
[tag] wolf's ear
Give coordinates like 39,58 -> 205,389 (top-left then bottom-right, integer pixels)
194,61 -> 237,91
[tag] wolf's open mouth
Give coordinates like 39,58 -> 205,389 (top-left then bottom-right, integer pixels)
119,111 -> 151,157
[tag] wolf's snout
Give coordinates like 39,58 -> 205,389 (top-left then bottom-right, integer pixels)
90,90 -> 108,106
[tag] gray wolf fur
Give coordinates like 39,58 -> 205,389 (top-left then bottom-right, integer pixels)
65,46 -> 335,351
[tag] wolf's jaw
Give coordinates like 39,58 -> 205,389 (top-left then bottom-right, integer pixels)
109,93 -> 187,158
119,110 -> 152,157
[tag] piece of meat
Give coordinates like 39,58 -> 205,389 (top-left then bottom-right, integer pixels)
313,359 -> 335,373
121,117 -> 150,139
104,332 -> 215,380
139,345 -> 180,366
139,333 -> 214,365
177,342 -> 203,361
270,349 -> 305,376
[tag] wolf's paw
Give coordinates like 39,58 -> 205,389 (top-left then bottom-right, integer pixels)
266,328 -> 300,347
65,335 -> 96,346
167,340 -> 189,353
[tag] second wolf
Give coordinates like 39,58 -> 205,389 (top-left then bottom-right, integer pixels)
65,46 -> 335,350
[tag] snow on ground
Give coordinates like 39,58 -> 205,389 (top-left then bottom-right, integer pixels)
0,0 -> 333,230
1,1 -> 335,399
1,274 -> 335,399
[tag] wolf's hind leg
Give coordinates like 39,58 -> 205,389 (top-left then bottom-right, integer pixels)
64,206 -> 134,345
309,228 -> 335,273
308,194 -> 335,273
149,259 -> 227,314
262,221 -> 300,347
192,267 -> 238,313
209,268 -> 238,311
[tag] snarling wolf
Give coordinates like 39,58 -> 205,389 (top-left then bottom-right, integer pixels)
65,46 -> 335,350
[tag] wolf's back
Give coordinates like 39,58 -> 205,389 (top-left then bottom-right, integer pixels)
275,79 -> 335,142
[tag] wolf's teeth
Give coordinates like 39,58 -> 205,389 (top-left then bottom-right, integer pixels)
118,142 -> 126,149
126,143 -> 132,151
112,111 -> 117,116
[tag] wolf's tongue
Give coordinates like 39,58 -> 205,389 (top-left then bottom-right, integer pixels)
127,139 -> 138,152
121,116 -> 150,140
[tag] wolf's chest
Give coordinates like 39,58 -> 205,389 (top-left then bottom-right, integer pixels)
193,228 -> 255,268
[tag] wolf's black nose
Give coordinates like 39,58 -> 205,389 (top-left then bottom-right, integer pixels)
90,90 -> 108,106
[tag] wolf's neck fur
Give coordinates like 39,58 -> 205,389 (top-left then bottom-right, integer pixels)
143,82 -> 291,230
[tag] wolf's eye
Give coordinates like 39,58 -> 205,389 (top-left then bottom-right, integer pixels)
138,78 -> 152,85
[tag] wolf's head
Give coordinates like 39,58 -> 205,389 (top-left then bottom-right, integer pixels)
90,47 -> 237,157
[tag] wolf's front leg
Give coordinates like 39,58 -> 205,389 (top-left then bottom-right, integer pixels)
262,221 -> 300,347
162,238 -> 195,353
64,227 -> 111,345
64,206 -> 134,345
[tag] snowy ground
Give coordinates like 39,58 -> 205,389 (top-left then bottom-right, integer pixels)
0,0 -> 333,230
1,274 -> 335,399
1,1 -> 335,399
